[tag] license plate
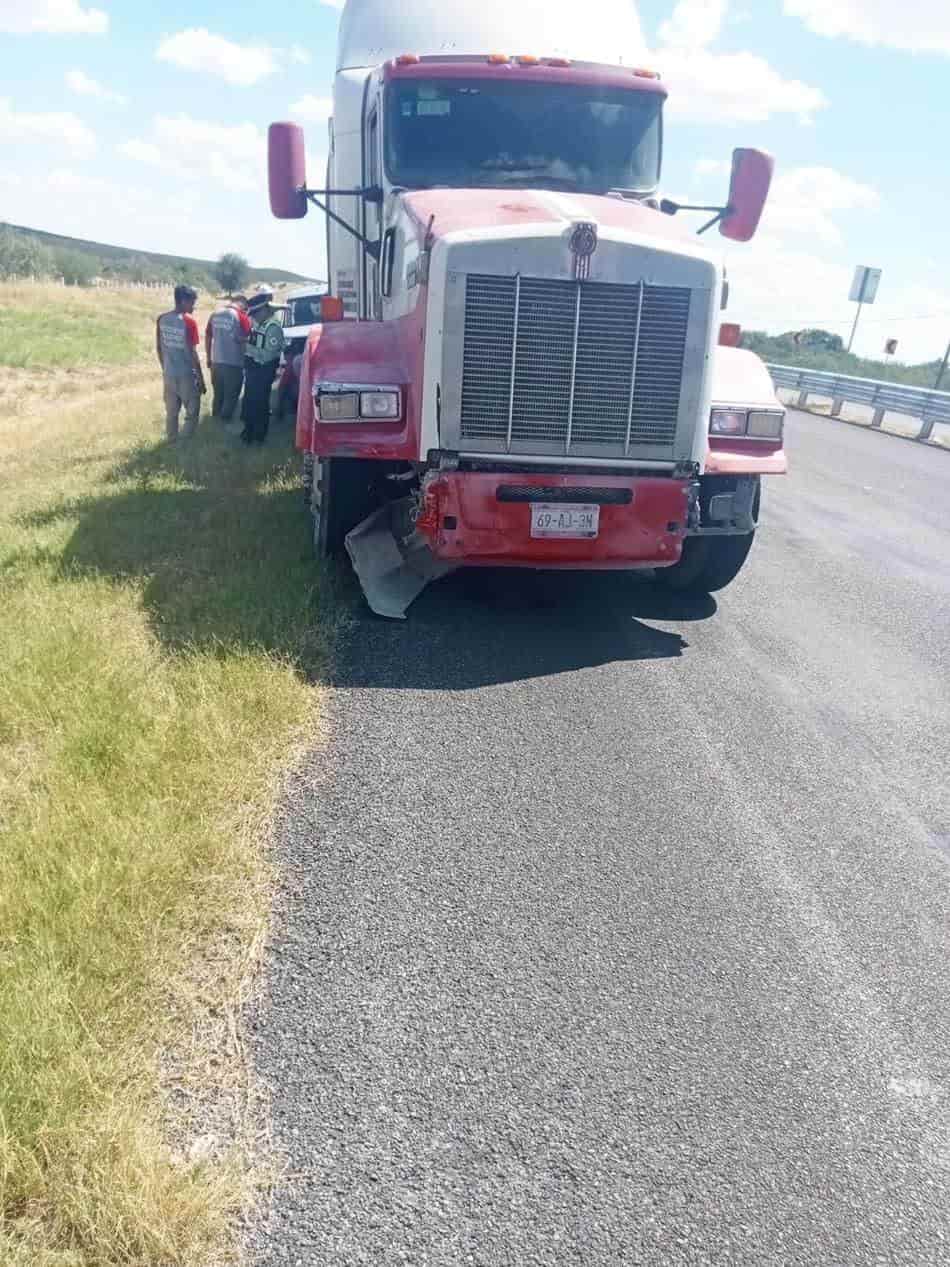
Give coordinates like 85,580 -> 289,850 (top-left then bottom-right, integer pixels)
530,503 -> 600,539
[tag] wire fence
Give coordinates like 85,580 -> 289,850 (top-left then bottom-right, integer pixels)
3,274 -> 171,290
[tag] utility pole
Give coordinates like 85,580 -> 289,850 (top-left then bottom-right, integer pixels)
848,276 -> 865,353
935,339 -> 950,391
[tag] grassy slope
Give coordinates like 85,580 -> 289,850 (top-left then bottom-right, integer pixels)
0,286 -> 149,370
3,222 -> 311,286
741,331 -> 946,390
0,284 -> 328,1265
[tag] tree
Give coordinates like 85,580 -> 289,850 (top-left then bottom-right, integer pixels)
794,328 -> 844,353
0,225 -> 53,279
214,252 -> 250,295
54,247 -> 98,287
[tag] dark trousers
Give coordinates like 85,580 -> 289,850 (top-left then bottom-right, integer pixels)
211,363 -> 243,419
241,360 -> 277,442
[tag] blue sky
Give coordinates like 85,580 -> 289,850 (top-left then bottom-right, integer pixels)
1,0 -> 948,360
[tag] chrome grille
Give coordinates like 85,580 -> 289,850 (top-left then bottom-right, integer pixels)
459,275 -> 692,454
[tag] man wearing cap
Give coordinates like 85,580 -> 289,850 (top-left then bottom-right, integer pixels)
205,295 -> 251,421
241,290 -> 285,445
156,284 -> 206,443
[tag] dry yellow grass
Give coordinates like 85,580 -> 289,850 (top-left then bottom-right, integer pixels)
0,283 -> 328,1265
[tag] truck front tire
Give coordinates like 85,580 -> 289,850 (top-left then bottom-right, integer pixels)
655,476 -> 760,595
655,532 -> 755,595
312,457 -> 383,559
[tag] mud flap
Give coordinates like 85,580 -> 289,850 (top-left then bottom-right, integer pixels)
344,505 -> 457,619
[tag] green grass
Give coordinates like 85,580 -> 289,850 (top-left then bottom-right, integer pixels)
0,305 -> 141,369
0,283 -> 331,1264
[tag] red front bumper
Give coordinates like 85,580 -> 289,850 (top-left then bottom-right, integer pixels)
416,472 -> 689,569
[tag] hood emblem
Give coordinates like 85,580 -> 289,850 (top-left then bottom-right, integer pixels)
568,221 -> 598,279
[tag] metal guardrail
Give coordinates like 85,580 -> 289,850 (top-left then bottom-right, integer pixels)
767,364 -> 950,442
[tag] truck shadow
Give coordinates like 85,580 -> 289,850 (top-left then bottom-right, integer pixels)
25,422 -> 716,689
22,423 -> 337,678
334,568 -> 715,692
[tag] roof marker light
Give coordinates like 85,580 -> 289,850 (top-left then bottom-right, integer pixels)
632,67 -> 660,79
515,55 -> 541,65
396,53 -> 421,65
487,53 -> 510,64
545,57 -> 572,67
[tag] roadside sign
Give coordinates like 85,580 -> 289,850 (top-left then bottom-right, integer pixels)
885,338 -> 898,356
849,266 -> 882,305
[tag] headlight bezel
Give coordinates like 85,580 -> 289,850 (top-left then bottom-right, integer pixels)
709,407 -> 785,441
313,382 -> 403,424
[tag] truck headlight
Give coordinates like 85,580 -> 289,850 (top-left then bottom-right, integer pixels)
709,409 -> 747,436
709,408 -> 785,440
747,409 -> 784,439
316,391 -> 359,421
314,385 -> 402,422
360,390 -> 401,419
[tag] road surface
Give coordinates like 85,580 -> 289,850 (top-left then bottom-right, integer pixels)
248,411 -> 950,1266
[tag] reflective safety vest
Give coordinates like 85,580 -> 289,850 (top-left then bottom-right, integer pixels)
246,318 -> 284,366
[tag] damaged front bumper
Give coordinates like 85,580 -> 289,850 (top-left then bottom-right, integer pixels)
345,471 -> 692,619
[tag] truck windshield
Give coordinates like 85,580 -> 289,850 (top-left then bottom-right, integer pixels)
385,78 -> 661,195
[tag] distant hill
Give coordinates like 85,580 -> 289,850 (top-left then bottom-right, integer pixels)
1,222 -> 313,288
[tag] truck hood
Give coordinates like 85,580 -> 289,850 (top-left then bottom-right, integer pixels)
401,187 -> 699,247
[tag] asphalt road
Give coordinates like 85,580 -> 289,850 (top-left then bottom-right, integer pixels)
248,411 -> 950,1266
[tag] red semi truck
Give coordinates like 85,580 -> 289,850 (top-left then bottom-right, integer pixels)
268,0 -> 787,617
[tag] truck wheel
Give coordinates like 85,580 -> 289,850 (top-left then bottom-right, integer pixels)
656,532 -> 755,595
656,478 -> 760,595
312,458 -> 381,559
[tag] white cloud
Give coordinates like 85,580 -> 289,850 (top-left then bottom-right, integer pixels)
153,114 -> 263,156
694,158 -> 730,179
659,0 -> 728,50
289,94 -> 333,124
290,44 -> 311,65
119,114 -> 269,193
46,165 -> 115,195
661,48 -> 827,123
784,1 -> 950,55
117,138 -> 164,166
0,98 -> 96,157
656,0 -> 827,124
156,29 -> 279,86
0,0 -> 107,34
762,166 -> 879,246
65,68 -> 126,105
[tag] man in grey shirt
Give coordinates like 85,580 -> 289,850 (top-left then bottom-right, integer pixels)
205,295 -> 250,420
156,284 -> 206,441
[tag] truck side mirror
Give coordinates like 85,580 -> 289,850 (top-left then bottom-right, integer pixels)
268,122 -> 308,220
720,148 -> 773,243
